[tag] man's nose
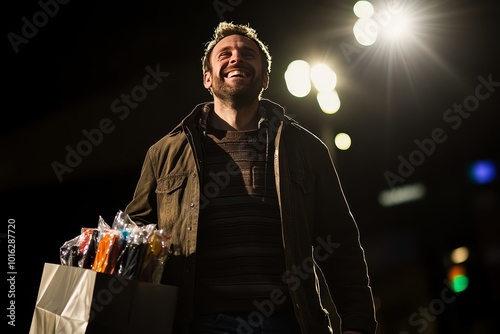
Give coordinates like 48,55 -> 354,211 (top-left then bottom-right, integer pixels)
230,51 -> 243,64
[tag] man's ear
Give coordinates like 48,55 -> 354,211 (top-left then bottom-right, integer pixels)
262,72 -> 269,90
203,72 -> 212,90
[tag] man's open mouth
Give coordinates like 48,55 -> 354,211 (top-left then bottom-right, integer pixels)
226,70 -> 249,78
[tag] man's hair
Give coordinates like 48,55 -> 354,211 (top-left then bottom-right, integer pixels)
201,21 -> 272,76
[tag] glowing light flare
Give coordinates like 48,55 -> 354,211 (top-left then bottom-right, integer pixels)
451,246 -> 469,264
284,60 -> 311,98
352,1 -> 421,45
447,264 -> 469,293
316,90 -> 341,114
468,159 -> 497,184
334,133 -> 351,150
353,17 -> 379,46
383,12 -> 412,38
451,275 -> 469,293
378,182 -> 426,207
310,64 -> 337,92
353,1 -> 374,18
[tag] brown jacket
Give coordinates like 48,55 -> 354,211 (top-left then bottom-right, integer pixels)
125,99 -> 377,333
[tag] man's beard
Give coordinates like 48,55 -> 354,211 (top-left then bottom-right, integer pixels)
211,73 -> 263,108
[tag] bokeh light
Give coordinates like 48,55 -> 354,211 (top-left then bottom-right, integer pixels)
353,17 -> 379,46
284,60 -> 311,98
451,246 -> 469,264
317,90 -> 341,114
334,132 -> 351,150
310,64 -> 337,92
353,0 -> 375,18
468,159 -> 497,184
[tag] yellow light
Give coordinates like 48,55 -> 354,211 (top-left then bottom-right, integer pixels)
284,60 -> 311,98
310,64 -> 337,92
316,90 -> 341,114
451,246 -> 469,264
353,17 -> 379,46
353,1 -> 374,18
334,133 -> 351,150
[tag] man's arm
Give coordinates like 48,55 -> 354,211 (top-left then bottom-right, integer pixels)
124,148 -> 158,225
311,141 -> 377,334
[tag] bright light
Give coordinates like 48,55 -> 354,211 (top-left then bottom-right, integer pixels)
345,0 -> 467,108
353,17 -> 379,46
310,64 -> 337,92
468,159 -> 497,184
378,182 -> 426,207
284,60 -> 311,98
334,133 -> 351,150
285,61 -> 342,113
316,90 -> 341,114
383,12 -> 412,38
353,1 -> 374,18
351,1 -> 422,46
451,246 -> 469,264
448,264 -> 469,293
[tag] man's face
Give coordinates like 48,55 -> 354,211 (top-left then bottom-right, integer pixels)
204,34 -> 268,105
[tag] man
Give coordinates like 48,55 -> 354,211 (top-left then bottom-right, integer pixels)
125,21 -> 377,334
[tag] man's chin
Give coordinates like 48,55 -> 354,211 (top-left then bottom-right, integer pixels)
215,89 -> 260,105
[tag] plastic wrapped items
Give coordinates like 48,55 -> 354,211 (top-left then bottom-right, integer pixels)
80,228 -> 99,269
92,229 -> 123,274
60,236 -> 80,267
116,225 -> 149,280
139,227 -> 171,283
59,210 -> 171,283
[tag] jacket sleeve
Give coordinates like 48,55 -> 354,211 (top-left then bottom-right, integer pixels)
124,147 -> 158,226
312,141 -> 377,334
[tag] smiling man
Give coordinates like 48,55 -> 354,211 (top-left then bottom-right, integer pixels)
203,28 -> 270,129
125,21 -> 377,334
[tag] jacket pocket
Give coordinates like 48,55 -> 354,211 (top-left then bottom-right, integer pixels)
155,174 -> 188,228
156,174 -> 188,194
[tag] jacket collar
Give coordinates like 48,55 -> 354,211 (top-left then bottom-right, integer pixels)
168,98 -> 293,137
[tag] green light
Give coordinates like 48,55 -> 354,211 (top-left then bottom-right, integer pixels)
451,275 -> 469,293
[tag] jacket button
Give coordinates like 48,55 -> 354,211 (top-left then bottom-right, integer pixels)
190,202 -> 194,207
187,226 -> 192,231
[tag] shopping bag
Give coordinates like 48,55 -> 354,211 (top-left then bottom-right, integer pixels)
30,263 -> 178,334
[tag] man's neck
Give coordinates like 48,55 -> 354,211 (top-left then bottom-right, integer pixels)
210,99 -> 260,131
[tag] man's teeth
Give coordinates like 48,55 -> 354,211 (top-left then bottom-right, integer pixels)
228,71 -> 246,78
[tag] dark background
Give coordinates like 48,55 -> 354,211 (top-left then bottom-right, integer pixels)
2,0 -> 499,333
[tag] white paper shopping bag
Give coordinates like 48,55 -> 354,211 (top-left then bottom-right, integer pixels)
30,263 -> 96,334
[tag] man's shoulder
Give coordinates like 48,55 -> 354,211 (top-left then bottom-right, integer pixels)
261,98 -> 326,148
286,122 -> 327,149
150,101 -> 209,146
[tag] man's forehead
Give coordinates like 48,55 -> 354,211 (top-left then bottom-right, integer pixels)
213,34 -> 259,51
